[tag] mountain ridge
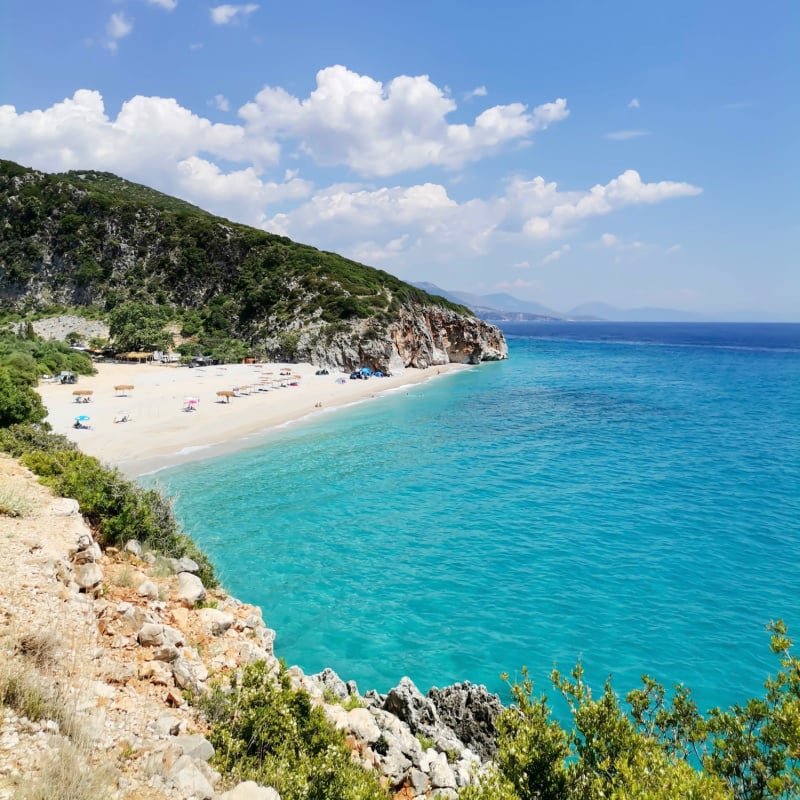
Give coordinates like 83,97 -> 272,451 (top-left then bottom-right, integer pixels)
0,160 -> 507,369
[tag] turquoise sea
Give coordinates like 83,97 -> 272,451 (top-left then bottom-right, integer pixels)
149,322 -> 800,714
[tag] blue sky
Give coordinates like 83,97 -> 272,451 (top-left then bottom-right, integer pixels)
1,1 -> 798,318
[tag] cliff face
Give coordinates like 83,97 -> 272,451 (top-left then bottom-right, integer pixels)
0,160 -> 508,370
300,305 -> 508,373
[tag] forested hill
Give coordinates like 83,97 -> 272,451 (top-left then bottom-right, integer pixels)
0,160 -> 507,370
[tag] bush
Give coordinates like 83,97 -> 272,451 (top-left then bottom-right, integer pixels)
0,367 -> 46,426
17,447 -> 216,586
200,661 -> 387,800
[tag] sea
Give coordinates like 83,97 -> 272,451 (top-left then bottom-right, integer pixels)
147,322 -> 800,715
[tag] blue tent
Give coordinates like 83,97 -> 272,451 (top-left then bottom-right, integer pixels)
359,367 -> 372,376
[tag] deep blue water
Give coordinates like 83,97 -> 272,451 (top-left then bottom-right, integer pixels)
149,322 -> 800,713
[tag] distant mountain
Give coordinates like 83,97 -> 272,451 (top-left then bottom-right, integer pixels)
566,303 -> 706,322
411,283 -> 564,320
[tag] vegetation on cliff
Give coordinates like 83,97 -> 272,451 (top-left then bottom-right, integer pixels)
0,159 -> 478,364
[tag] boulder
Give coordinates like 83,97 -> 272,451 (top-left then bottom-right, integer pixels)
217,782 -> 281,800
429,752 -> 457,790
171,556 -> 200,574
166,754 -> 214,799
49,498 -> 80,516
313,667 -> 349,701
427,682 -> 503,760
73,561 -> 103,589
176,572 -> 206,606
137,579 -> 159,600
346,707 -> 381,744
124,540 -> 143,557
175,734 -> 214,762
383,676 -> 440,733
196,607 -> 235,636
138,623 -> 184,648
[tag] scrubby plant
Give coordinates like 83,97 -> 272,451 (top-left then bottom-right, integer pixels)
199,661 -> 388,800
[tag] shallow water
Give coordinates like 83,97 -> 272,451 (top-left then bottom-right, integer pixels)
150,322 -> 800,713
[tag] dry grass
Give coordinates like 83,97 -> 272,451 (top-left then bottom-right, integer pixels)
0,485 -> 35,518
12,740 -> 116,800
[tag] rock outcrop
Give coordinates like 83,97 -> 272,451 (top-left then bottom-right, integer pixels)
0,456 -> 506,800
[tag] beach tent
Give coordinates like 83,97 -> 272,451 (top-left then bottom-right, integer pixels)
359,367 -> 372,376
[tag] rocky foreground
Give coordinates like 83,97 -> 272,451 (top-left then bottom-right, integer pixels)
0,457 -> 502,800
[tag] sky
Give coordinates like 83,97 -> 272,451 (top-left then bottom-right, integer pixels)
1,1 -> 798,318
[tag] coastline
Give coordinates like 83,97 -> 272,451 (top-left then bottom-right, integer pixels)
37,360 -> 468,476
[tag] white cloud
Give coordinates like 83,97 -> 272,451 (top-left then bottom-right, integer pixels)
175,156 -> 312,225
0,90 -> 279,170
1,85 -> 701,276
212,94 -> 230,112
599,233 -> 619,247
147,0 -> 178,10
210,4 -> 259,25
523,170 -> 701,239
240,65 -> 569,176
628,98 -> 640,109
542,244 -> 571,264
104,12 -> 133,52
465,86 -> 488,100
350,235 -> 410,264
605,129 -> 649,141
666,244 -> 682,255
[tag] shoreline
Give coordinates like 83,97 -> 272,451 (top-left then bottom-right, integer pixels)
37,360 -> 468,476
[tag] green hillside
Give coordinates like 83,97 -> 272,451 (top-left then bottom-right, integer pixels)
0,159 -> 470,361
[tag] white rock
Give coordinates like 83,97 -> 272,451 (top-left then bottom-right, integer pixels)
196,607 -> 235,636
49,498 -> 80,516
167,755 -> 214,799
73,561 -> 103,589
175,734 -> 214,762
176,572 -> 206,606
137,580 -> 159,600
124,540 -> 143,557
347,707 -> 381,743
217,781 -> 281,800
429,752 -> 457,789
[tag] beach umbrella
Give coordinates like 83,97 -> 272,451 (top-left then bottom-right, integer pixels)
75,415 -> 90,422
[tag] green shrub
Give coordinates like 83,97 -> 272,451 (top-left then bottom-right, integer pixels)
200,661 -> 387,800
17,447 -> 216,586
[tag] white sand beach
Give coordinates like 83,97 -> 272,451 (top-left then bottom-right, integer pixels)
37,361 -> 462,476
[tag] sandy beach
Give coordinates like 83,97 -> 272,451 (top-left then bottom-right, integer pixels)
37,361 -> 463,476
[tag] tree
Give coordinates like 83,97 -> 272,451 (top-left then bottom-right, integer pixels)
108,302 -> 174,352
0,367 -> 46,427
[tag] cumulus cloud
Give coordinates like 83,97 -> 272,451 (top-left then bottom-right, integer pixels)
147,0 -> 178,9
542,244 -> 571,264
210,4 -> 258,25
606,129 -> 650,141
1,84 -> 701,274
240,65 -> 569,176
104,12 -> 133,52
0,90 -> 293,224
513,260 -> 530,270
522,170 -> 701,239
628,98 -> 640,109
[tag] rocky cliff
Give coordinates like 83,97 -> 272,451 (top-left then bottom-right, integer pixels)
0,456 -> 503,800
